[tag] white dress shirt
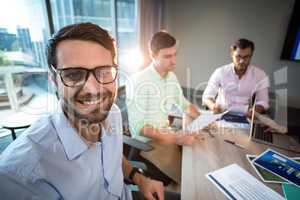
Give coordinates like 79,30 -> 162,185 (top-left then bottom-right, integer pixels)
202,63 -> 269,113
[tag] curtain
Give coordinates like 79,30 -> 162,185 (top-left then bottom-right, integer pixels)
138,0 -> 165,68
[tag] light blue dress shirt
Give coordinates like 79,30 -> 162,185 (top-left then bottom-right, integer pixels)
0,104 -> 132,200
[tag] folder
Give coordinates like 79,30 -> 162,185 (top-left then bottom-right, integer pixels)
282,183 -> 300,200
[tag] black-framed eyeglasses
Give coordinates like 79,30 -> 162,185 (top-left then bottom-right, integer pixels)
234,54 -> 252,61
51,65 -> 118,87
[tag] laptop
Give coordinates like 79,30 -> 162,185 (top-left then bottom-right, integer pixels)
249,107 -> 300,153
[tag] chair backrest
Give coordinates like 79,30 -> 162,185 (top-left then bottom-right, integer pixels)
116,85 -> 130,136
181,86 -> 204,109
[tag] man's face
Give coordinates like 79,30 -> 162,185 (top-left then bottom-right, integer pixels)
54,40 -> 117,123
153,45 -> 177,72
231,47 -> 253,76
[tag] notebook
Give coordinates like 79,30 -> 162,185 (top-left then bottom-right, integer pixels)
282,183 -> 300,200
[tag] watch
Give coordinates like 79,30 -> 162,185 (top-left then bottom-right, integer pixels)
129,167 -> 143,181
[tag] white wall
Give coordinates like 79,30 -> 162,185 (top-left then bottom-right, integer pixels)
164,0 -> 300,108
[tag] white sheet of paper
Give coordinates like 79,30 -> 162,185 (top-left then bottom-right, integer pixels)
186,111 -> 228,132
206,164 -> 284,200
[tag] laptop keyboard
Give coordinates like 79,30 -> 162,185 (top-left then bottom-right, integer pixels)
254,124 -> 273,143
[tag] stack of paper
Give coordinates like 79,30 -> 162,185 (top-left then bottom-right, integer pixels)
206,164 -> 284,200
186,111 -> 227,132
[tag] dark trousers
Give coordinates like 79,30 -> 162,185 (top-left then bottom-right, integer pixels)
134,154 -> 174,186
132,191 -> 180,200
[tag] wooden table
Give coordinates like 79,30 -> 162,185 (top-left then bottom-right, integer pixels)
181,125 -> 300,200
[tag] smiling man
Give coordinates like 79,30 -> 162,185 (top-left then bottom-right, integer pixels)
0,23 -> 164,200
202,38 -> 270,117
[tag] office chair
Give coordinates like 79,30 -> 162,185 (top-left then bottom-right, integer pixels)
115,85 -> 154,161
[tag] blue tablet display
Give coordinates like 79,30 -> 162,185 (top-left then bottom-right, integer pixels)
253,149 -> 300,187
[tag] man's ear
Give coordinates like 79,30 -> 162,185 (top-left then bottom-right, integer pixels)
48,73 -> 59,99
151,49 -> 161,59
150,51 -> 155,60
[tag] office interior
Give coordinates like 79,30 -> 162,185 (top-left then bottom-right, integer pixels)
0,0 -> 299,199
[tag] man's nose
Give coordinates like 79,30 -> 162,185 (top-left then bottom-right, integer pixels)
239,58 -> 245,64
82,73 -> 102,93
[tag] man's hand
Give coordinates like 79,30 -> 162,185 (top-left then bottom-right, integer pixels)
175,132 -> 204,146
246,105 -> 265,118
122,158 -> 164,199
212,104 -> 223,114
133,174 -> 164,200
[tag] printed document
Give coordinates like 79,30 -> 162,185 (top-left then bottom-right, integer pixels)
206,164 -> 284,200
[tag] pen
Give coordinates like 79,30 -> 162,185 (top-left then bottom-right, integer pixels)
224,139 -> 245,149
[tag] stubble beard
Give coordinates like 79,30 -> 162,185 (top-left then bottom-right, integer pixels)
63,90 -> 115,125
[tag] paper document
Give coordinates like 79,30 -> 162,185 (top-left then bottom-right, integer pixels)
186,111 -> 227,132
168,104 -> 184,118
206,164 -> 284,200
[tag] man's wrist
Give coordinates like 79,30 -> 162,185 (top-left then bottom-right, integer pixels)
132,170 -> 147,186
129,167 -> 141,180
129,167 -> 145,184
163,130 -> 178,144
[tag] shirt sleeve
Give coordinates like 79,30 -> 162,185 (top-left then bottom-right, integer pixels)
0,170 -> 62,200
202,68 -> 221,103
178,92 -> 191,112
254,73 -> 270,109
255,88 -> 269,109
173,75 -> 191,111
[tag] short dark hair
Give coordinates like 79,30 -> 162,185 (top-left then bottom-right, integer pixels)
47,22 -> 117,71
230,38 -> 255,52
150,31 -> 176,55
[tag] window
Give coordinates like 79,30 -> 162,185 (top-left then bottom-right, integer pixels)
50,0 -> 113,32
0,0 -> 138,115
0,0 -> 51,115
116,0 -> 140,84
50,0 -> 138,84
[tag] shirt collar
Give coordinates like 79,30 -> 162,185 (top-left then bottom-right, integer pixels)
149,62 -> 170,81
56,104 -> 124,197
51,104 -> 89,160
230,62 -> 253,78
